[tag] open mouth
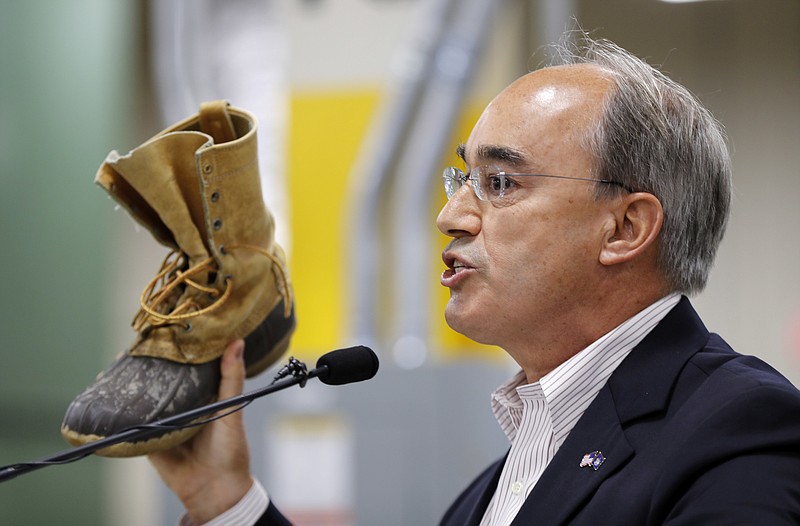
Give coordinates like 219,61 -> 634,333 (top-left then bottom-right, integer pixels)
441,252 -> 474,285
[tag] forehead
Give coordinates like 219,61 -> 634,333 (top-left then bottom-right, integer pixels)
464,64 -> 612,172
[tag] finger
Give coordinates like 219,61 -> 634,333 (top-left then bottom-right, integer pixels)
219,339 -> 246,401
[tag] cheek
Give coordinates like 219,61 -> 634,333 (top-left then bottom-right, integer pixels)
485,218 -> 592,298
485,219 -> 553,278
483,244 -> 545,315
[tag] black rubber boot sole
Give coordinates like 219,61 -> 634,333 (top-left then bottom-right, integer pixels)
61,299 -> 295,457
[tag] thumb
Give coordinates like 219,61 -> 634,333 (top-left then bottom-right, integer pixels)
218,339 -> 246,401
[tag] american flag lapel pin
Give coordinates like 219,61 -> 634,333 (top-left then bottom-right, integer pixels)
580,451 -> 605,471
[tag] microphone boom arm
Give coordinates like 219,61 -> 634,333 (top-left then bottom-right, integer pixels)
0,360 -> 330,483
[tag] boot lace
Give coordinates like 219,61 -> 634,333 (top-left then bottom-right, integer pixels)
133,244 -> 292,331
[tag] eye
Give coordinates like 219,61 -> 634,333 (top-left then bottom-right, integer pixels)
486,173 -> 512,197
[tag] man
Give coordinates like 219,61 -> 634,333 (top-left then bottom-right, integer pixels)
149,36 -> 800,524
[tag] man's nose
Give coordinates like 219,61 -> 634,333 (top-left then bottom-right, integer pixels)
436,185 -> 481,238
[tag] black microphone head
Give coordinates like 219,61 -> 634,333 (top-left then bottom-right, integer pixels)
316,346 -> 379,385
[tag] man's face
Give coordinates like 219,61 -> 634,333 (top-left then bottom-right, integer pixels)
436,65 -> 616,354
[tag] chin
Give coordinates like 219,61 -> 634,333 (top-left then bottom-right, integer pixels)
444,305 -> 469,336
444,306 -> 498,346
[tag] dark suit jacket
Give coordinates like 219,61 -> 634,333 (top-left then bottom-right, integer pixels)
440,298 -> 800,525
259,298 -> 800,524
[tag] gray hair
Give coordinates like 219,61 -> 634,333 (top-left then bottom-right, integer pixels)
549,35 -> 732,295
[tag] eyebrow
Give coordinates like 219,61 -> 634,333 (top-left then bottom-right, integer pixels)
456,144 -> 466,161
456,143 -> 528,168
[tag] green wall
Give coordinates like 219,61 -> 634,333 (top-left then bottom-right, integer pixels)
0,1 -> 138,524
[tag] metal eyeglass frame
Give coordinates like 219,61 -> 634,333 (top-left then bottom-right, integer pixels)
442,165 -> 631,202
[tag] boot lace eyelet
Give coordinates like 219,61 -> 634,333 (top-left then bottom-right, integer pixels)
132,251 -> 235,331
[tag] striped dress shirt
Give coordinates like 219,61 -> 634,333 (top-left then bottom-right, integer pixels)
479,293 -> 681,526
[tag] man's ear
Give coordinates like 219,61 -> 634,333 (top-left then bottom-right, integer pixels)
599,192 -> 663,266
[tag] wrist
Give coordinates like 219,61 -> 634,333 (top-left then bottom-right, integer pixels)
184,474 -> 254,524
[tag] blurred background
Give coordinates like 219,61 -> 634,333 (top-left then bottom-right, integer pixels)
0,0 -> 798,524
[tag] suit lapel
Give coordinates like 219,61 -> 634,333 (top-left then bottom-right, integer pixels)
461,455 -> 507,526
510,297 -> 710,525
511,388 -> 633,526
607,297 -> 709,423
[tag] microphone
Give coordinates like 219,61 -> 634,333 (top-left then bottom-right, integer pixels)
0,346 -> 379,483
316,345 -> 379,385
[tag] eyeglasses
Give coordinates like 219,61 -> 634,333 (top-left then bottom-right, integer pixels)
442,166 -> 629,203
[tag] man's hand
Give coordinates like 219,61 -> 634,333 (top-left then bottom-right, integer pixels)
148,340 -> 253,524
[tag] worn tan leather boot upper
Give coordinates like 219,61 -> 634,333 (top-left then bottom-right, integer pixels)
61,101 -> 295,456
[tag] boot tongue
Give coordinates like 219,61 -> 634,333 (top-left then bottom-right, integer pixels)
94,100 -> 241,263
96,133 -> 213,264
198,101 -> 237,144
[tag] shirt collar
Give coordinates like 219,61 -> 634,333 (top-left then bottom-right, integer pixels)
491,293 -> 682,444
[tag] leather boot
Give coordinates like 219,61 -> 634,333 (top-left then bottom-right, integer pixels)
61,101 -> 295,457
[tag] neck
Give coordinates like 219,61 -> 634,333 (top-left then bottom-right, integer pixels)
508,283 -> 669,383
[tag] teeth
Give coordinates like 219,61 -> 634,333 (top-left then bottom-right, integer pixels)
453,259 -> 465,273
